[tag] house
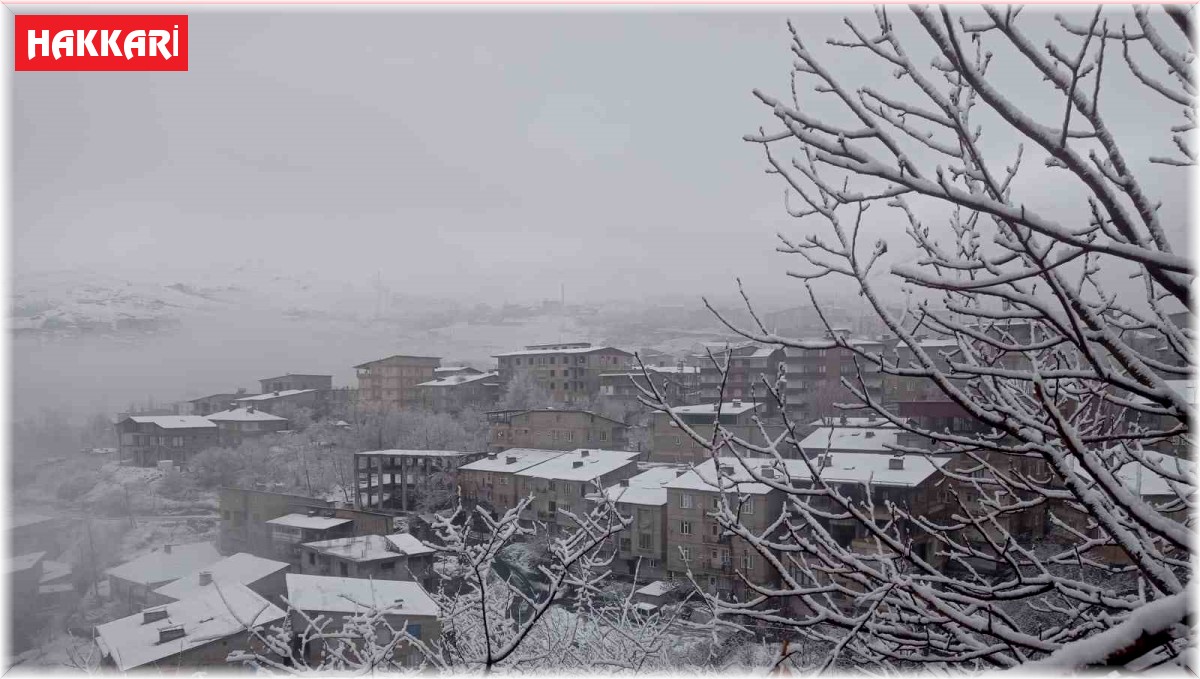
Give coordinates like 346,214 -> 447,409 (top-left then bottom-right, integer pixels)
487,408 -> 630,453
416,371 -> 500,413
355,449 -> 487,512
105,542 -> 223,611
514,448 -> 640,536
285,574 -> 440,667
259,374 -> 333,394
457,449 -> 569,515
355,355 -> 443,411
115,415 -> 219,467
633,580 -> 680,607
95,584 -> 286,672
588,466 -> 683,580
188,390 -> 254,417
493,343 -> 634,404
234,389 -> 321,417
264,513 -> 354,565
695,343 -> 786,416
149,553 -> 290,607
206,406 -> 289,446
649,401 -> 786,464
218,487 -> 393,559
298,533 -> 436,590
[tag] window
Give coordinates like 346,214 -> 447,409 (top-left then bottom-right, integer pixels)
680,520 -> 693,535
308,553 -> 316,565
171,436 -> 184,448
638,533 -> 652,549
680,494 -> 694,509
711,497 -> 720,510
380,561 -> 395,571
743,498 -> 755,515
578,483 -> 586,497
680,546 -> 691,562
549,370 -> 556,377
599,431 -> 608,441
566,431 -> 574,442
649,559 -> 660,568
549,481 -> 557,492
550,383 -> 556,390
711,524 -> 719,537
406,624 -> 422,639
339,562 -> 349,576
548,501 -> 557,513
742,553 -> 755,570
501,476 -> 509,486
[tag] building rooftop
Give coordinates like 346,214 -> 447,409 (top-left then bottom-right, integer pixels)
259,373 -> 332,381
10,514 -> 56,530
384,533 -> 436,557
807,416 -> 903,429
123,416 -> 217,430
354,355 -> 442,369
517,448 -> 640,482
434,366 -> 481,375
105,543 -> 222,587
664,459 -> 774,495
285,574 -> 439,617
665,454 -> 951,493
205,407 -> 288,423
235,389 -> 317,402
355,449 -> 479,459
39,559 -> 72,584
798,427 -> 901,453
670,402 -> 760,417
265,514 -> 352,530
302,533 -> 434,562
416,371 -> 499,388
152,552 -> 290,602
1073,449 -> 1196,498
592,467 -> 686,507
493,346 -> 633,358
635,581 -> 675,597
8,551 -> 45,574
460,449 -> 567,473
95,584 -> 285,672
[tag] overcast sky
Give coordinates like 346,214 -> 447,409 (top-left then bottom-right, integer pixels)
12,6 -> 1190,305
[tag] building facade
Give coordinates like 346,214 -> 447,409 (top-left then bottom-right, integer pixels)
259,374 -> 334,393
115,416 -> 219,467
355,355 -> 443,411
696,343 -> 786,416
354,449 -> 487,512
487,408 -> 629,453
493,343 -> 634,404
206,406 -> 289,446
416,371 -> 500,413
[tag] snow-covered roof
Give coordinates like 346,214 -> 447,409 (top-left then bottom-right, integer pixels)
9,551 -> 45,574
593,467 -> 686,506
671,402 -> 760,416
1073,450 -> 1196,498
285,574 -> 439,617
124,415 -> 217,430
635,581 -> 674,597
10,514 -> 56,530
1130,379 -> 1195,408
384,533 -> 436,557
807,416 -> 902,429
664,459 -> 774,495
460,448 -> 567,473
39,559 -> 72,584
301,533 -> 434,562
205,407 -> 288,423
493,346 -> 632,358
355,449 -> 478,459
265,514 -> 351,530
236,389 -> 316,402
417,371 -> 498,388
105,543 -> 222,586
782,453 -> 950,488
152,553 -> 289,602
95,584 -> 285,672
798,427 -> 901,453
517,449 -> 640,482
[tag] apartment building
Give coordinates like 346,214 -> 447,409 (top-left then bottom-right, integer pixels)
513,448 -> 640,536
487,408 -> 629,453
187,390 -> 253,417
696,343 -> 786,416
458,448 -> 569,515
218,487 -> 392,557
598,365 -> 702,410
783,332 -> 885,428
354,449 -> 487,512
298,534 -> 435,588
648,401 -> 787,464
115,415 -> 219,467
259,374 -> 333,393
589,466 -> 683,580
416,370 -> 500,413
493,342 -> 634,404
205,406 -> 289,446
355,354 -> 443,410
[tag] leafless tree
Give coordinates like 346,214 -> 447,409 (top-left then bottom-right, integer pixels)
639,5 -> 1194,673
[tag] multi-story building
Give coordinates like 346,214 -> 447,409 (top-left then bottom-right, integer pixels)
416,370 -> 500,413
493,343 -> 634,404
115,415 -> 219,467
458,448 -> 569,515
783,332 -> 885,429
187,390 -> 253,417
355,355 -> 443,411
298,534 -> 436,589
235,389 -> 322,416
598,365 -> 702,410
105,542 -> 224,611
205,406 -> 289,446
259,374 -> 333,393
696,343 -> 786,416
487,408 -> 630,453
264,512 -> 355,566
354,449 -> 487,512
218,487 -> 393,557
514,449 -> 640,536
589,466 -> 683,580
648,401 -> 787,464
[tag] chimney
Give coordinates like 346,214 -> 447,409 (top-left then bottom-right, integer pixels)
865,431 -> 876,439
247,404 -> 256,414
198,571 -> 213,586
719,464 -> 735,476
821,455 -> 833,468
143,609 -> 169,624
889,454 -> 904,470
158,625 -> 186,644
506,456 -> 517,465
580,450 -> 590,458
274,390 -> 280,396
487,453 -> 498,460
573,461 -> 584,468
731,399 -> 742,408
619,479 -> 629,487
839,415 -> 848,425
163,544 -> 173,555
760,467 -> 776,480
674,470 -> 686,477
228,401 -> 237,410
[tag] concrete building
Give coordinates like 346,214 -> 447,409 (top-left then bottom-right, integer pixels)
696,343 -> 786,416
149,552 -> 290,607
597,365 -> 702,410
416,370 -> 500,413
588,466 -> 683,580
487,408 -> 629,453
235,389 -> 321,416
783,333 -> 885,428
264,513 -> 355,566
259,374 -> 333,393
355,355 -> 443,411
115,415 -> 219,467
95,584 -> 286,673
218,487 -> 393,558
648,401 -> 786,464
298,534 -> 436,590
458,449 -> 569,515
514,448 -> 640,536
493,343 -> 634,404
105,542 -> 223,612
355,449 -> 486,512
206,406 -> 289,446
285,574 -> 440,667
188,390 -> 253,417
